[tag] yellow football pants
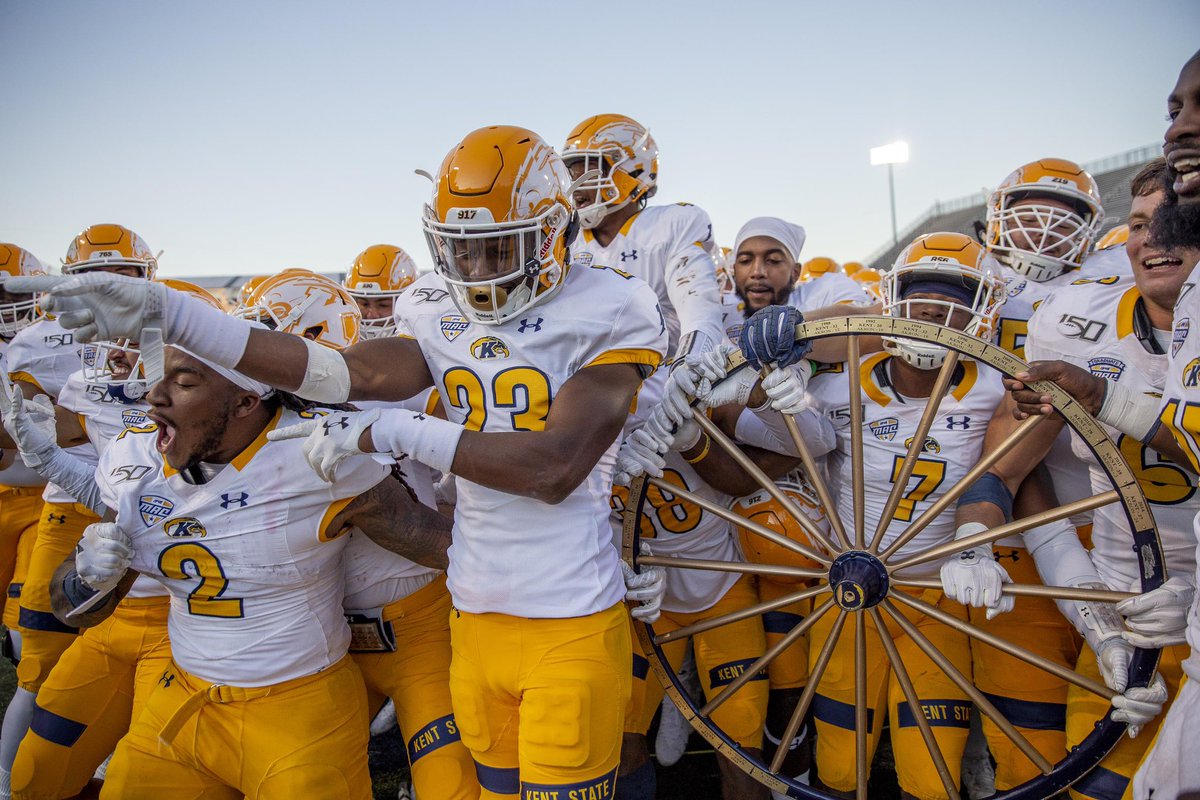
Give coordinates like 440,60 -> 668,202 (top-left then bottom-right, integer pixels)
970,545 -> 1078,790
449,602 -> 630,799
811,588 -> 972,800
12,596 -> 171,800
1067,642 -> 1188,800
100,655 -> 371,799
16,502 -> 98,691
757,575 -> 811,690
0,486 -> 42,631
352,575 -> 479,800
627,574 -> 769,747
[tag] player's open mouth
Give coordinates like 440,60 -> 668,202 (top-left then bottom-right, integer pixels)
153,418 -> 177,454
1142,254 -> 1184,273
1169,154 -> 1200,195
744,285 -> 775,301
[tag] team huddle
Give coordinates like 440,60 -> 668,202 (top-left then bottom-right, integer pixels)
0,52 -> 1195,800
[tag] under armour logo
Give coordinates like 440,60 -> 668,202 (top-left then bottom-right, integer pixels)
47,513 -> 66,525
518,317 -> 543,333
945,416 -> 971,430
620,250 -> 638,262
994,550 -> 1021,563
412,413 -> 426,421
159,671 -> 175,688
322,417 -> 350,434
220,492 -> 249,509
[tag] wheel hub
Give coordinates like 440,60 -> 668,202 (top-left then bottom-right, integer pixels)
828,550 -> 890,611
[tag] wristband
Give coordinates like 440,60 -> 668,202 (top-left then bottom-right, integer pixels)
371,411 -> 464,474
297,338 -> 352,403
164,287 -> 252,369
957,473 -> 1014,522
1097,381 -> 1161,442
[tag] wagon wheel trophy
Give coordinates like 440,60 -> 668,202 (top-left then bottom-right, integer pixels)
620,316 -> 1165,800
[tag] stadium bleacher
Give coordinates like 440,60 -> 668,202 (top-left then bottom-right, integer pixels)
864,143 -> 1161,270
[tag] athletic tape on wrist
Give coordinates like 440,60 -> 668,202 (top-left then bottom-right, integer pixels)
956,472 -> 1013,521
297,338 -> 352,403
372,410 -> 463,475
1097,381 -> 1160,442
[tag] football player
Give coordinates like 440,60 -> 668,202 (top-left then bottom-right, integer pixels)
2,280 -> 221,799
0,224 -> 154,795
562,114 -> 725,363
342,244 -> 419,339
43,343 -> 451,799
944,159 -> 1192,799
11,125 -> 668,799
791,256 -> 870,311
239,270 -> 480,799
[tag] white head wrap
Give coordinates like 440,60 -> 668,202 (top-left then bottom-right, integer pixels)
733,217 -> 807,264
173,346 -> 275,399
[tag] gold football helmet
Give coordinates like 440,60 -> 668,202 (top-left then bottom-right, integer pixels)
0,243 -> 46,336
343,244 -> 418,338
423,125 -> 574,325
1096,224 -> 1130,250
731,476 -> 827,584
562,114 -> 659,229
237,269 -> 361,349
63,223 -> 157,278
800,257 -> 839,282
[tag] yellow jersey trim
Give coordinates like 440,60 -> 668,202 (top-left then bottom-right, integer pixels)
231,407 -> 283,472
319,496 -> 356,542
1116,286 -> 1141,340
950,361 -> 978,402
8,372 -> 44,394
860,353 -> 892,407
585,348 -> 663,377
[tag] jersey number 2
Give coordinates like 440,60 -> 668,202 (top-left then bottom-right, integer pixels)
158,543 -> 245,619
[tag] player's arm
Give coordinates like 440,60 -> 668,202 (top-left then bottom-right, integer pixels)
0,404 -> 87,449
445,362 -> 644,504
333,473 -> 453,568
1006,360 -> 1194,471
663,206 -> 726,359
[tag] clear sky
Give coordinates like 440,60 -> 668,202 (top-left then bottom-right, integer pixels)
2,0 -> 1197,278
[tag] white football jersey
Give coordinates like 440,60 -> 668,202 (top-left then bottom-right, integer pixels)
394,266 -> 667,618
342,390 -> 441,610
1156,257 -> 1200,683
570,203 -> 723,355
808,354 -> 1005,576
6,323 -> 99,505
787,272 -> 871,312
611,452 -> 741,614
96,407 -> 389,687
1080,243 -> 1133,277
1026,278 -> 1197,594
996,264 -> 1093,528
57,371 -> 166,600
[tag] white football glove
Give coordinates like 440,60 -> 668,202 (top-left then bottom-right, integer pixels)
939,524 -> 1014,619
5,274 -> 164,344
1074,584 -> 1133,692
650,401 -> 700,453
1116,576 -> 1194,649
1111,673 -> 1168,738
620,543 -> 666,623
267,408 -> 380,483
663,347 -> 727,422
697,345 -> 761,410
1,388 -> 58,470
75,522 -> 134,594
760,364 -> 811,415
614,427 -> 668,487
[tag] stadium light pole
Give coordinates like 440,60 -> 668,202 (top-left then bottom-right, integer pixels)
870,141 -> 909,246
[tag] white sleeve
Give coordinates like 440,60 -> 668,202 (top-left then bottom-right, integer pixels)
1024,517 -> 1103,631
664,206 -> 725,356
734,406 -> 835,459
37,447 -> 106,516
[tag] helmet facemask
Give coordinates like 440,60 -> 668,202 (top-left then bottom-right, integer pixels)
0,293 -> 38,337
987,191 -> 1102,282
562,130 -> 654,230
881,266 -> 1003,370
81,340 -> 147,403
425,201 -> 570,325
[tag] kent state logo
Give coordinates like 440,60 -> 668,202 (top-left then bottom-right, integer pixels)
163,516 -> 207,538
470,337 -> 510,360
1183,357 -> 1200,388
139,495 -> 175,527
1088,357 -> 1125,382
835,580 -> 865,610
1173,318 -> 1190,357
440,314 -> 470,342
903,435 -> 941,454
122,409 -> 148,428
869,418 -> 899,441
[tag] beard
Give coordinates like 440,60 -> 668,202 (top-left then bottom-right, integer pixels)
736,285 -> 792,316
1151,178 -> 1200,251
183,397 -> 234,470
